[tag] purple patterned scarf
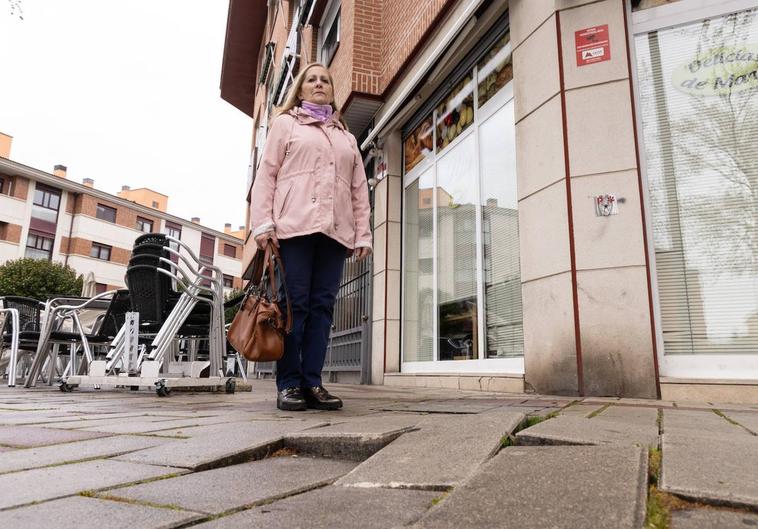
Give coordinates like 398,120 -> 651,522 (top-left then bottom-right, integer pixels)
301,101 -> 334,122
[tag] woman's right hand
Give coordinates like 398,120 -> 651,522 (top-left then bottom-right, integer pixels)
254,231 -> 279,249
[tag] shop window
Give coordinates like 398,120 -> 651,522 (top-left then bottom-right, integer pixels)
635,7 -> 758,357
632,0 -> 682,12
96,204 -> 117,223
477,33 -> 512,109
402,23 -> 521,364
25,232 -> 54,261
90,242 -> 111,261
136,217 -> 153,233
435,74 -> 474,153
319,3 -> 340,65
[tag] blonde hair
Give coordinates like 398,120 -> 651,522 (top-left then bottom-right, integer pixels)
275,62 -> 346,127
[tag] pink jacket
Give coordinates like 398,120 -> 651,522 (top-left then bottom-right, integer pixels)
250,108 -> 372,251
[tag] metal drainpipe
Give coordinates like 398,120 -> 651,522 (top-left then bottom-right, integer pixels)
64,192 -> 79,266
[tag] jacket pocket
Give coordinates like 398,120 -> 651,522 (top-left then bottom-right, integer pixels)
274,179 -> 295,219
334,177 -> 355,241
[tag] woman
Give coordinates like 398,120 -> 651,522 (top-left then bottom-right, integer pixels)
251,63 -> 372,411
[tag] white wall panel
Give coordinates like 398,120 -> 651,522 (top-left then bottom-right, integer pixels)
67,255 -> 127,287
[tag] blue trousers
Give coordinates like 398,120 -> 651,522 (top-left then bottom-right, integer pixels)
276,233 -> 346,391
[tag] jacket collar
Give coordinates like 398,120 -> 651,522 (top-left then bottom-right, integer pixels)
288,107 -> 345,130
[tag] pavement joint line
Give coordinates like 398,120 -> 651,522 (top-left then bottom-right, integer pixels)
84,491 -> 195,513
0,450 -> 164,476
657,409 -> 663,435
712,409 -> 757,436
587,403 -> 613,418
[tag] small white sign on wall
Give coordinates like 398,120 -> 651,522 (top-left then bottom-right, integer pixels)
595,194 -> 619,216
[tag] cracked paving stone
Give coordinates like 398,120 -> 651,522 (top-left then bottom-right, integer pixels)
0,426 -> 110,448
670,509 -> 758,528
0,495 -> 202,528
376,400 -> 502,414
661,433 -> 758,509
106,456 -> 357,515
337,410 -> 524,489
114,420 -> 327,470
0,434 -> 171,474
515,415 -> 659,447
412,446 -> 648,529
663,410 -> 751,438
0,459 -> 185,510
192,486 -> 439,529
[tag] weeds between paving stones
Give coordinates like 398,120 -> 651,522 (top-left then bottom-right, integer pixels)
587,403 -> 612,418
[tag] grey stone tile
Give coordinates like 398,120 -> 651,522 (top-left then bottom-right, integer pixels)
192,486 -> 438,529
285,415 -> 422,460
114,420 -> 327,470
671,509 -> 758,528
558,403 -> 608,418
593,405 -> 659,426
721,412 -> 758,435
376,400 -> 501,414
0,435 -> 170,474
76,415 -> 243,434
0,496 -> 202,528
108,456 -> 356,515
413,446 -> 648,529
0,459 -> 185,509
0,426 -> 110,447
663,410 -> 750,437
337,411 -> 524,489
516,415 -> 659,447
661,433 -> 758,509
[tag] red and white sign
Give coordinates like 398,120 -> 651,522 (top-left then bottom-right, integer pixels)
575,25 -> 610,66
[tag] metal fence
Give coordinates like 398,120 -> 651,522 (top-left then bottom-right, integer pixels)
252,253 -> 373,383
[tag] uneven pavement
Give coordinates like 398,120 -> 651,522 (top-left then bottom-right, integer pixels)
0,381 -> 756,528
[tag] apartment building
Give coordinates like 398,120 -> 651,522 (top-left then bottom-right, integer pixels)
221,0 -> 758,403
0,133 -> 244,293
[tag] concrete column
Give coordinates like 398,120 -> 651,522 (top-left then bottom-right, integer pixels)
511,0 -> 658,398
370,131 -> 403,385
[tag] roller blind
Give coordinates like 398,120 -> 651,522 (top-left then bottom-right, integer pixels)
635,8 -> 758,356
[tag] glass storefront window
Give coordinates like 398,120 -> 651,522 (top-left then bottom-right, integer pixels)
402,27 -> 522,365
635,8 -> 758,356
403,116 -> 434,174
477,34 -> 512,108
435,74 -> 474,153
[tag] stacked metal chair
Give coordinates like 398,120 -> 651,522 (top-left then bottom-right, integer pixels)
0,296 -> 44,387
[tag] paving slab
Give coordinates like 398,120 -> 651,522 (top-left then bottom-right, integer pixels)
670,509 -> 758,528
515,415 -> 659,447
337,410 -> 524,489
0,495 -> 202,528
721,412 -> 758,435
663,410 -> 750,437
114,420 -> 327,470
0,425 -> 110,447
0,459 -> 185,509
76,415 -> 243,434
285,415 -> 421,460
413,445 -> 647,529
192,486 -> 438,529
376,399 -> 501,414
557,403 -> 608,418
661,433 -> 758,509
107,456 -> 356,514
0,434 -> 170,474
592,405 -> 660,426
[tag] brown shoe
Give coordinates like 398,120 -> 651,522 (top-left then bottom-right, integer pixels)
303,386 -> 343,410
277,387 -> 307,411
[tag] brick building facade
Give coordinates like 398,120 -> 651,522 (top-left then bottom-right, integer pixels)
221,0 -> 758,403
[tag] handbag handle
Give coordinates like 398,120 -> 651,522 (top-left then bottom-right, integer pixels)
259,241 -> 293,334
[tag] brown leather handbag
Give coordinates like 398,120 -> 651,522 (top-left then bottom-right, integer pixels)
227,241 -> 292,362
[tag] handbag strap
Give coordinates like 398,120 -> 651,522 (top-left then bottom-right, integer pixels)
267,242 -> 293,334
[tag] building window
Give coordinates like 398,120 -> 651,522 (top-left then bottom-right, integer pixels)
95,283 -> 108,295
223,243 -> 237,258
32,184 -> 61,224
0,176 -> 4,195
319,3 -> 340,65
634,7 -> 758,358
223,274 -> 234,288
152,201 -> 159,208
402,25 -> 521,365
25,232 -> 54,261
136,217 -> 154,233
165,221 -> 182,263
90,242 -> 111,261
96,204 -> 117,223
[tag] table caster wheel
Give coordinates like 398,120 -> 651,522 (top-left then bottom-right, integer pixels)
225,378 -> 236,394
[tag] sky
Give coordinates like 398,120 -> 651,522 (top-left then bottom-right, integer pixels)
0,0 -> 253,233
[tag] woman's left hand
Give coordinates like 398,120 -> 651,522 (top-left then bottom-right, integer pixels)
354,247 -> 372,261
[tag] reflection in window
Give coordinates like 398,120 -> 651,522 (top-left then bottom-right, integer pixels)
437,134 -> 478,361
25,233 -> 53,261
636,9 -> 758,355
403,174 -> 434,362
477,34 -> 512,108
403,116 -> 434,174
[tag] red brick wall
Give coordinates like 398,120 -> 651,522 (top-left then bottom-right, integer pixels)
72,193 -> 160,232
11,176 -> 28,200
352,0 -> 383,95
0,222 -> 22,243
59,236 -> 131,266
